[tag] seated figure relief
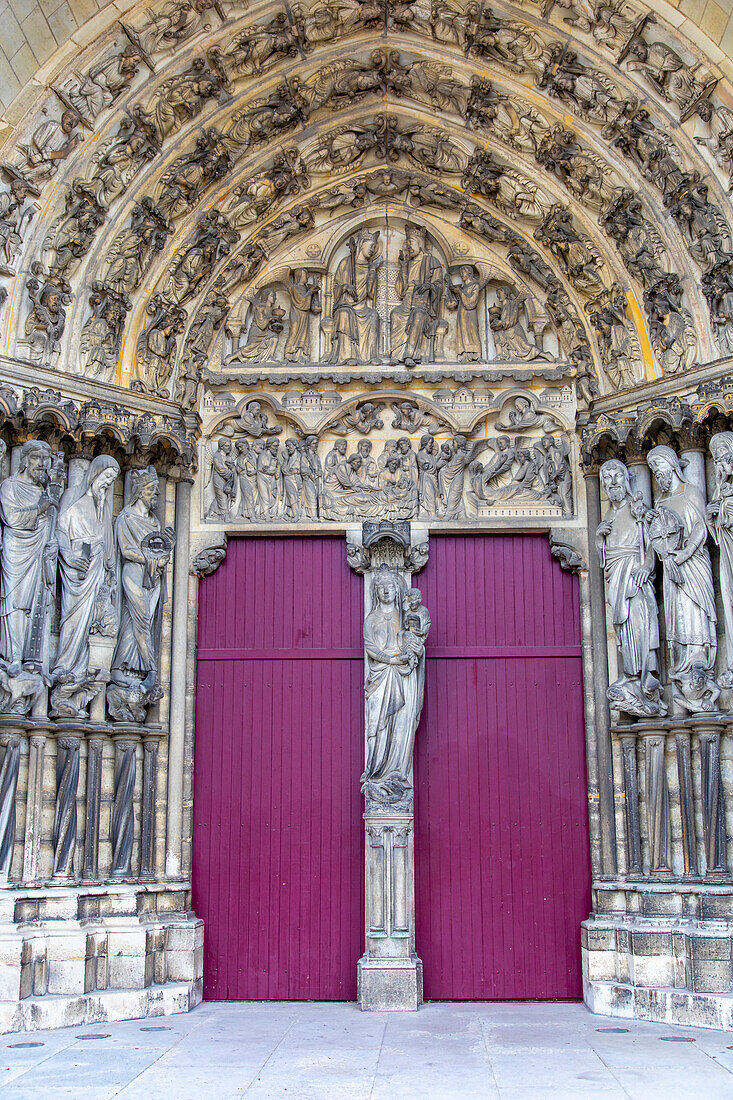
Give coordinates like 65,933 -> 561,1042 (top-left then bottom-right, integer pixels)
203,410 -> 574,523
218,219 -> 565,369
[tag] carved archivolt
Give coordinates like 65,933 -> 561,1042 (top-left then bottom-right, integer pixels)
0,0 -> 732,403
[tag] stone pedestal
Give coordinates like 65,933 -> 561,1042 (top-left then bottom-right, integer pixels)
358,811 -> 422,1011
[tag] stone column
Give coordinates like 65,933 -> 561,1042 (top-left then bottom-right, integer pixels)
347,522 -> 429,1011
0,721 -> 25,882
52,725 -> 82,878
585,469 -> 617,875
639,725 -> 671,873
110,730 -> 140,878
673,723 -> 698,877
165,476 -> 192,878
141,732 -> 163,879
692,717 -> 727,876
83,727 -> 106,879
22,723 -> 48,882
615,727 -> 642,875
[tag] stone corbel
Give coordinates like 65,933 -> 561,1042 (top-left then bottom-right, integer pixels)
346,522 -> 429,576
549,526 -> 588,574
190,533 -> 228,578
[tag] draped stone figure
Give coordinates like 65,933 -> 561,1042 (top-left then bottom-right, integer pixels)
362,567 -> 430,809
300,435 -> 322,519
283,269 -> 320,362
390,224 -> 445,366
417,436 -> 443,517
707,431 -> 733,687
0,440 -> 58,700
206,438 -> 236,519
51,455 -> 120,719
235,439 -> 257,520
445,265 -> 483,362
647,445 -> 719,713
326,229 -> 382,364
108,467 -> 175,722
596,460 -> 666,718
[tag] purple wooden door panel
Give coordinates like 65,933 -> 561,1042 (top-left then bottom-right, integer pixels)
415,535 -> 591,1001
193,537 -> 364,1001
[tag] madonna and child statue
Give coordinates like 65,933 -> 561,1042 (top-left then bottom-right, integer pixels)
362,565 -> 431,810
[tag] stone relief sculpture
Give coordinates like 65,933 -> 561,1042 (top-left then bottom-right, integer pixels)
362,566 -> 430,810
202,411 -> 575,523
283,270 -> 321,362
445,265 -> 486,362
323,229 -> 382,364
488,286 -> 547,361
646,446 -> 719,714
390,224 -> 446,365
80,283 -> 131,380
596,459 -> 665,718
51,456 -> 121,720
107,467 -> 175,723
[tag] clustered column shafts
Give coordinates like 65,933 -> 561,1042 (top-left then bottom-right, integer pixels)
596,435 -> 733,881
0,427 -> 189,889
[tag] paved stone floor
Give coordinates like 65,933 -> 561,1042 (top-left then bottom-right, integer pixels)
0,1001 -> 731,1099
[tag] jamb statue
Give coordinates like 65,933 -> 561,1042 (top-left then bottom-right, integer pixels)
596,459 -> 666,718
107,466 -> 175,723
646,445 -> 719,714
51,454 -> 120,719
362,566 -> 430,810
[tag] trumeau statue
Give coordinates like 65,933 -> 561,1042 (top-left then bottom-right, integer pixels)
362,566 -> 430,810
0,441 -> 61,711
596,460 -> 665,719
707,432 -> 733,688
51,455 -> 121,719
646,446 -> 719,714
107,467 -> 175,723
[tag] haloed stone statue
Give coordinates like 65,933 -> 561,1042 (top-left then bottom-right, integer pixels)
647,445 -> 719,714
51,454 -> 120,718
597,459 -> 666,718
107,466 -> 175,723
362,566 -> 430,810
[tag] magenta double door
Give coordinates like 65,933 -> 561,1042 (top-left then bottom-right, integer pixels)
192,534 -> 590,1001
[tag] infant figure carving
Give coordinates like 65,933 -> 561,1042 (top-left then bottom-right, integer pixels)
362,567 -> 430,811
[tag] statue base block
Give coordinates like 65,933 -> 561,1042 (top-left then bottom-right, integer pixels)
357,955 -> 423,1011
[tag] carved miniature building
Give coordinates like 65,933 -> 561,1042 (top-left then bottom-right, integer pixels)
0,0 -> 732,1030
